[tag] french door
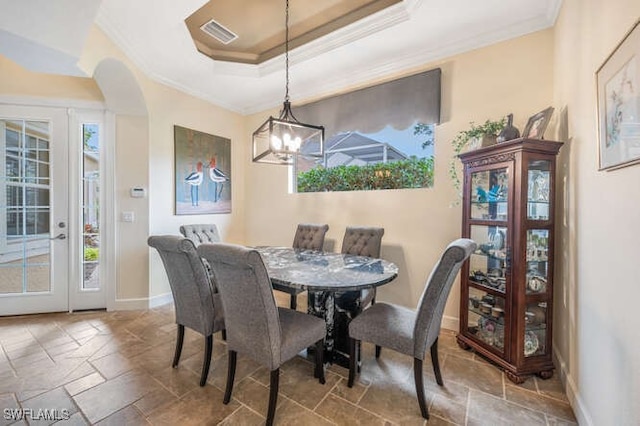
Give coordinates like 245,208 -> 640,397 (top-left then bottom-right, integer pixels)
0,105 -> 106,315
0,105 -> 69,315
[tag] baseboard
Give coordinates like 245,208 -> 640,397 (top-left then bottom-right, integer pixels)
553,347 -> 593,426
442,314 -> 459,332
112,292 -> 173,311
149,292 -> 173,308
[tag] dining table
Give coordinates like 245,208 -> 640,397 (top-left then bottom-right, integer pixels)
256,246 -> 398,367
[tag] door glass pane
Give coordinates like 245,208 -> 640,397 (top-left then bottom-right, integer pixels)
82,124 -> 100,290
468,287 -> 505,354
0,119 -> 51,295
469,224 -> 508,293
525,302 -> 547,357
470,168 -> 508,221
527,160 -> 551,220
526,229 -> 549,294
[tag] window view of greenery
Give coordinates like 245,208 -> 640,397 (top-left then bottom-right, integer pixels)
296,121 -> 435,192
82,124 -> 100,290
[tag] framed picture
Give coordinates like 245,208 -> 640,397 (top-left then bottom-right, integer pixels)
174,125 -> 231,215
596,18 -> 640,171
523,107 -> 554,140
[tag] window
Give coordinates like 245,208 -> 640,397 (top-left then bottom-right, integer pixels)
292,69 -> 441,192
82,123 -> 100,290
3,122 -> 51,241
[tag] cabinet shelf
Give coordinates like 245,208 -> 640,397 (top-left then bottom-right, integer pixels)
458,138 -> 562,384
469,279 -> 506,294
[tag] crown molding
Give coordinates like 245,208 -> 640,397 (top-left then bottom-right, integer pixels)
96,0 -> 561,116
243,13 -> 556,115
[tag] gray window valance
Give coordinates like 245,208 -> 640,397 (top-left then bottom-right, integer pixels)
293,68 -> 441,138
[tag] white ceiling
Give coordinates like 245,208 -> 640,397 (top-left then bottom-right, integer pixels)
1,0 -> 562,115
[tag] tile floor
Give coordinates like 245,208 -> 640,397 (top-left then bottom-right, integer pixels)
0,295 -> 577,425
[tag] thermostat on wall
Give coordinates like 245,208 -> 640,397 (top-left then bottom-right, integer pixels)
130,187 -> 146,198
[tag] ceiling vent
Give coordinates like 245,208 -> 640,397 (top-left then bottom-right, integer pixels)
200,19 -> 238,44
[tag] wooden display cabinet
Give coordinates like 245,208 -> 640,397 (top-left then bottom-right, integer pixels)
456,138 -> 563,383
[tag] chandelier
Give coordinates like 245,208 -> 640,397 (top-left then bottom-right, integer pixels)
251,0 -> 324,165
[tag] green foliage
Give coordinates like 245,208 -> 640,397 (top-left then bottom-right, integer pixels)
297,157 -> 434,192
84,247 -> 99,262
449,118 -> 506,192
83,126 -> 96,150
413,123 -> 434,149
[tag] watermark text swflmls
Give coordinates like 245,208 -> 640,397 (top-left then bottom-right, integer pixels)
3,408 -> 71,421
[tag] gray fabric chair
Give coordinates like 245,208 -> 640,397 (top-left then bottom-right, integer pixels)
179,224 -> 221,245
341,226 -> 385,306
147,235 -> 225,386
279,223 -> 329,310
292,223 -> 329,251
347,238 -> 476,420
197,243 -> 326,426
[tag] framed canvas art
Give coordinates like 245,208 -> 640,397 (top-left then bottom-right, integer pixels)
597,19 -> 640,170
174,125 -> 231,215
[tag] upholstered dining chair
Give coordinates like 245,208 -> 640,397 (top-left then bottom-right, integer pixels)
281,223 -> 330,310
347,238 -> 476,420
341,226 -> 385,306
179,223 -> 221,246
147,235 -> 225,387
197,243 -> 326,426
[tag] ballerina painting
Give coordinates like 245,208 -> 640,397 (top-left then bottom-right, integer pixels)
174,125 -> 232,214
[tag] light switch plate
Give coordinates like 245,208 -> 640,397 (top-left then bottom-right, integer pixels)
121,211 -> 135,222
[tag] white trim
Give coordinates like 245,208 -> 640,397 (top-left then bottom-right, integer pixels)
105,111 -> 117,311
442,314 -> 459,332
149,292 -> 173,308
553,347 -> 593,426
112,292 -> 173,311
0,95 -> 104,110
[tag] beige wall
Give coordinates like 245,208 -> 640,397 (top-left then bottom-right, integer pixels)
0,54 -> 102,100
553,1 -> 640,424
114,115 -> 150,300
78,27 -> 247,302
245,29 -> 555,325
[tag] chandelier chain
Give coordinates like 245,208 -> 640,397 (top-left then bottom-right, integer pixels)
285,0 -> 290,102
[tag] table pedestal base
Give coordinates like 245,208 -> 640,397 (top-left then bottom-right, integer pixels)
308,290 -> 363,368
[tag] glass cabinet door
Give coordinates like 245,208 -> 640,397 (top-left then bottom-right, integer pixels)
469,225 -> 508,293
526,229 -> 549,295
470,168 -> 508,221
527,160 -> 551,221
524,301 -> 547,357
467,287 -> 506,354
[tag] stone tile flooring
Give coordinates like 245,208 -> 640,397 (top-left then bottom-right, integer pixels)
0,296 -> 577,425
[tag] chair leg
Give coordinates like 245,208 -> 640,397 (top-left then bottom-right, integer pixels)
172,324 -> 184,368
267,369 -> 279,426
430,338 -> 443,386
200,335 -> 213,386
413,358 -> 429,420
223,350 -> 237,404
289,293 -> 297,310
375,345 -> 381,358
348,338 -> 357,387
315,339 -> 325,384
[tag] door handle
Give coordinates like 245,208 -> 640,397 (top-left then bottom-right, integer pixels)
50,233 -> 66,240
